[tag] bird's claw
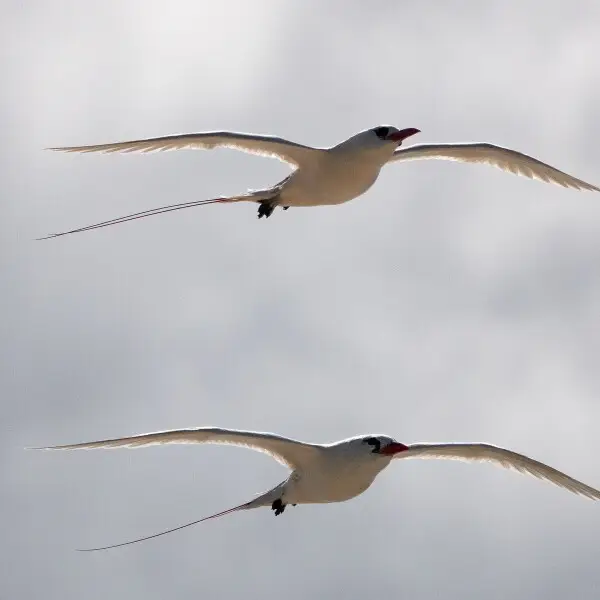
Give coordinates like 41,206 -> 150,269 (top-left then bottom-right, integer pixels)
257,202 -> 275,219
271,499 -> 286,516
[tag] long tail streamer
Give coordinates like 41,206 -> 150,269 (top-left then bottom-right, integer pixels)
77,500 -> 253,552
37,196 -> 241,240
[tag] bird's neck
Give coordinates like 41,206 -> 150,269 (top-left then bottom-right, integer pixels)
333,142 -> 396,168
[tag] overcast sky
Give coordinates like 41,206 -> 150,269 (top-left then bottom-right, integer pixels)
3,1 -> 600,599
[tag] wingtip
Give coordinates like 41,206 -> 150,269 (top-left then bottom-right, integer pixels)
27,444 -> 76,451
46,146 -> 88,153
574,183 -> 599,192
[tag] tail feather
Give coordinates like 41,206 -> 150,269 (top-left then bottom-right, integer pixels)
73,482 -> 285,551
77,499 -> 257,552
37,189 -> 276,240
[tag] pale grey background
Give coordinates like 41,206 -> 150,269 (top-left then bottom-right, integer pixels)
3,1 -> 600,599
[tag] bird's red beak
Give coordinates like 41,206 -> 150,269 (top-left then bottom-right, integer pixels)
380,442 -> 410,456
387,128 -> 420,142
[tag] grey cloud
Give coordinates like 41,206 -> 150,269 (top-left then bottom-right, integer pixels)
2,1 -> 600,599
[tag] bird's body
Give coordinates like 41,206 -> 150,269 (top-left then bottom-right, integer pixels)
35,426 -> 600,551
42,125 -> 598,238
278,437 -> 394,505
276,136 -> 400,208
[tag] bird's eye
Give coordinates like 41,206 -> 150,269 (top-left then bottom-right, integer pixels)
363,437 -> 381,452
373,127 -> 389,140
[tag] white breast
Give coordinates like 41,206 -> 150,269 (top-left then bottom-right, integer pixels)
280,150 -> 390,207
285,454 -> 391,504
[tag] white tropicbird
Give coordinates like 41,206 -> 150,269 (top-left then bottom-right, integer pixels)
35,427 -> 600,551
42,126 -> 598,239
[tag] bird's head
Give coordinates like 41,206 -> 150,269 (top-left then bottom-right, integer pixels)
337,126 -> 420,156
371,125 -> 421,146
337,125 -> 420,160
349,435 -> 409,460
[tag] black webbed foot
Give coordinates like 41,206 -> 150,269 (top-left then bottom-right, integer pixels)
282,206 -> 289,211
271,498 -> 286,516
258,202 -> 275,219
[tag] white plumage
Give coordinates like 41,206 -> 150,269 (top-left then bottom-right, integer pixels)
35,427 -> 600,551
42,125 -> 598,238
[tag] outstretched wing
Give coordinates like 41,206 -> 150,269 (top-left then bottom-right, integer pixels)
397,443 -> 600,500
33,427 -> 320,469
49,131 -> 318,168
389,143 -> 599,191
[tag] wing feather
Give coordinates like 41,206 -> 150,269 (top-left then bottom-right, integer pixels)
49,131 -> 318,168
397,443 -> 600,500
390,143 -> 599,191
32,427 -> 319,469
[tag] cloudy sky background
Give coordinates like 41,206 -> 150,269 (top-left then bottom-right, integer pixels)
3,1 -> 600,598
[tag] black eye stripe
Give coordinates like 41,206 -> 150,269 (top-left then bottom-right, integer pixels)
364,437 -> 381,452
374,127 -> 389,140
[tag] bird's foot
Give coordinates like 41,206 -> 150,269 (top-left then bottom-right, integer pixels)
257,202 -> 276,219
271,498 -> 287,516
282,206 -> 289,211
